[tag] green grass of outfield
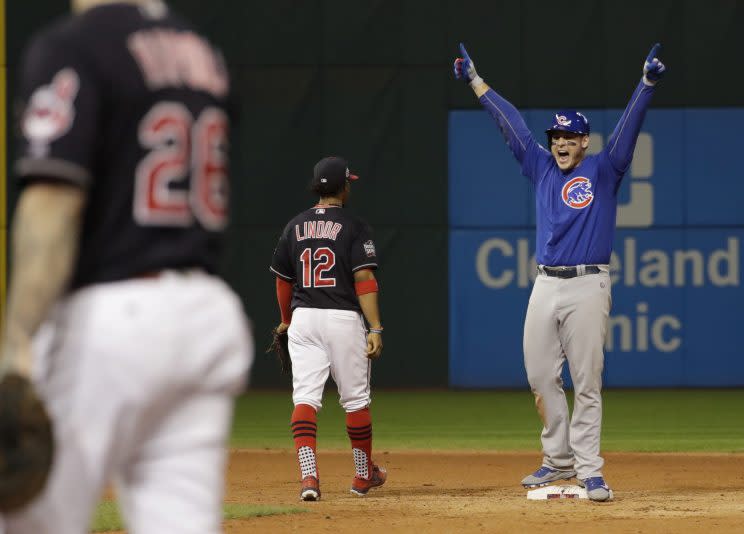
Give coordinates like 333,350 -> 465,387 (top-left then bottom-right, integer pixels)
231,389 -> 744,452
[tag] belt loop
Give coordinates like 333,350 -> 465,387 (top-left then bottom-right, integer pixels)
577,264 -> 585,277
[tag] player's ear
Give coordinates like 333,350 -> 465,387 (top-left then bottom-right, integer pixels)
581,135 -> 590,150
342,182 -> 351,203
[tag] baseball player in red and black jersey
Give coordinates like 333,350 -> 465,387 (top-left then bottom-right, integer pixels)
270,156 -> 386,501
0,1 -> 252,532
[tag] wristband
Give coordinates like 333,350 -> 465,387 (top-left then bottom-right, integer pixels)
369,327 -> 383,334
469,76 -> 485,89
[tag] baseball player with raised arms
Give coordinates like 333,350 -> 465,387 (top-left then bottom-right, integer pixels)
1,0 -> 253,531
270,156 -> 386,501
454,42 -> 666,501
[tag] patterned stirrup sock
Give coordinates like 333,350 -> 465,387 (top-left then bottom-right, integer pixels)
292,404 -> 318,478
297,446 -> 317,479
352,447 -> 369,479
346,407 -> 373,479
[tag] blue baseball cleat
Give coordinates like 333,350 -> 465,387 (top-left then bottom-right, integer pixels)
521,465 -> 577,488
580,476 -> 613,502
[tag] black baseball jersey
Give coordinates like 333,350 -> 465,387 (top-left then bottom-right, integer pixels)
14,1 -> 231,289
270,205 -> 378,312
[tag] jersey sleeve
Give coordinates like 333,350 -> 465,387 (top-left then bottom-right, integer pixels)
479,88 -> 552,185
350,221 -> 378,272
602,80 -> 656,181
14,31 -> 101,188
270,224 -> 295,281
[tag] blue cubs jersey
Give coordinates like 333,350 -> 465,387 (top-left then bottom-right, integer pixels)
478,81 -> 656,266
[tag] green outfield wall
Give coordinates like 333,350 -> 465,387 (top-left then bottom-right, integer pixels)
5,1 -> 743,387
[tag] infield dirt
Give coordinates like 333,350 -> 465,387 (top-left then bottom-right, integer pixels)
223,450 -> 744,533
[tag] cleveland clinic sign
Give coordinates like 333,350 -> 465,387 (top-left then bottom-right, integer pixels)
475,236 -> 740,353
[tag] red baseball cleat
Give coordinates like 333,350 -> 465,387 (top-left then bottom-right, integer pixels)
350,465 -> 387,496
300,476 -> 320,501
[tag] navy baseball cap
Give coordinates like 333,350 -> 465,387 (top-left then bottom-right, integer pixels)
545,110 -> 590,137
311,156 -> 358,195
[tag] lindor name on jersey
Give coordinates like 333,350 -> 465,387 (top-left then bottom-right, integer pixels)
295,220 -> 343,242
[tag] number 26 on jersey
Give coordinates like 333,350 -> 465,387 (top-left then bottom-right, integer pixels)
134,101 -> 228,230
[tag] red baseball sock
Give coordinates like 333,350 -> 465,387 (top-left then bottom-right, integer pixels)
291,404 -> 318,479
346,407 -> 373,479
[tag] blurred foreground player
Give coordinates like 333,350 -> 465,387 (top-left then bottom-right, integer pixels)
0,0 -> 253,532
270,157 -> 386,500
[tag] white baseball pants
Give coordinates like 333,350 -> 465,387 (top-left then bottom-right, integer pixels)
2,271 -> 253,534
523,268 -> 611,480
288,307 -> 370,412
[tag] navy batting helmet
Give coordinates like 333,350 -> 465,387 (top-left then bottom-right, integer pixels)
545,110 -> 590,139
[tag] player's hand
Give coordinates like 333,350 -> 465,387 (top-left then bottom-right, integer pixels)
453,43 -> 483,86
643,43 -> 666,85
275,322 -> 289,335
366,332 -> 383,360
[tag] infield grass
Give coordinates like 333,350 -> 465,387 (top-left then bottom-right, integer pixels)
231,389 -> 744,452
91,501 -> 305,531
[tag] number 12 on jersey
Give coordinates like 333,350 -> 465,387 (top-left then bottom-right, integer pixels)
300,247 -> 336,288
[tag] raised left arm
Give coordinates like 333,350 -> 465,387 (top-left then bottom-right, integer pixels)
605,44 -> 666,174
1,183 -> 85,377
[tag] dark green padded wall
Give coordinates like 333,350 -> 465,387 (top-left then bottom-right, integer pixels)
6,1 -> 743,387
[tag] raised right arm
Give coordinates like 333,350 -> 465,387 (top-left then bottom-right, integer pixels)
472,82 -> 536,164
454,43 -> 547,174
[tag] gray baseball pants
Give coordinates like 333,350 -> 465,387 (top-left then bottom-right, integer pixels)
523,266 -> 611,479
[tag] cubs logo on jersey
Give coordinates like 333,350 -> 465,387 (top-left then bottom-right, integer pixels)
22,68 -> 80,157
561,176 -> 594,209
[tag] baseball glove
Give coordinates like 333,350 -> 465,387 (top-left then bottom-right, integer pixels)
0,372 -> 54,512
266,328 -> 291,375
